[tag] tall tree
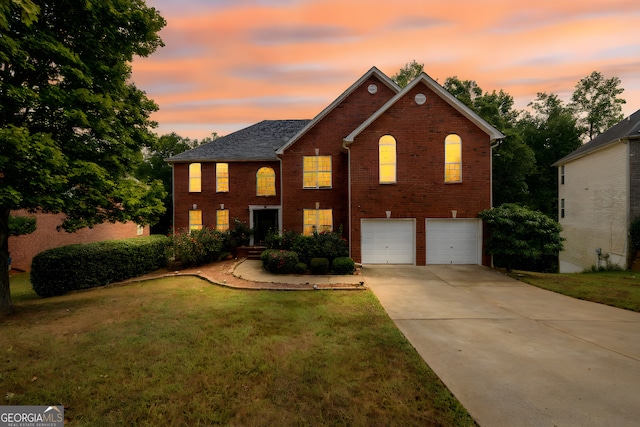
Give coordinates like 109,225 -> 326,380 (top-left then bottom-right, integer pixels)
570,71 -> 626,140
391,60 -> 424,88
136,133 -> 213,234
443,77 -> 535,206
0,0 -> 167,312
519,93 -> 582,217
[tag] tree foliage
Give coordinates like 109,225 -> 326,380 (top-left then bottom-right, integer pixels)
8,214 -> 36,236
519,93 -> 582,217
570,71 -> 626,140
391,60 -> 424,88
0,0 -> 166,312
479,204 -> 564,272
443,76 -> 535,207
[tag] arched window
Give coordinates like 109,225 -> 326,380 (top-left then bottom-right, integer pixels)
189,163 -> 201,192
445,134 -> 462,183
256,167 -> 276,196
379,135 -> 396,184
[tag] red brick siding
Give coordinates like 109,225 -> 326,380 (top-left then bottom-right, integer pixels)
8,210 -> 149,271
280,75 -> 397,235
349,82 -> 492,265
172,161 -> 281,232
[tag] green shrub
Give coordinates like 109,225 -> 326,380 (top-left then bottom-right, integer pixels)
260,249 -> 299,274
169,227 -> 226,267
291,228 -> 348,265
293,262 -> 308,274
264,230 -> 299,250
31,235 -> 169,297
479,203 -> 564,272
332,257 -> 355,275
310,258 -> 330,275
227,218 -> 252,249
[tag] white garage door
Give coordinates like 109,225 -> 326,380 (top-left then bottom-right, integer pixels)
426,219 -> 481,264
361,219 -> 415,264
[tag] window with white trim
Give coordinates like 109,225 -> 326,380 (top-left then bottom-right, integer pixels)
256,167 -> 276,196
189,163 -> 202,192
216,163 -> 229,192
560,165 -> 565,185
445,134 -> 462,183
303,156 -> 332,188
379,135 -> 396,184
189,210 -> 203,231
216,209 -> 229,231
303,209 -> 333,236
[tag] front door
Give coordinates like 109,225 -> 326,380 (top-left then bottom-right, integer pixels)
253,209 -> 278,245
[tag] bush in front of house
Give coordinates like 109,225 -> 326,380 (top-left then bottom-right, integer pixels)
310,257 -> 330,275
261,249 -> 299,274
290,228 -> 349,265
169,227 -> 227,267
332,257 -> 355,275
31,235 -> 169,297
479,203 -> 564,272
293,262 -> 308,275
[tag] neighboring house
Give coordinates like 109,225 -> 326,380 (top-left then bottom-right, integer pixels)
166,67 -> 504,266
553,109 -> 640,273
9,210 -> 148,271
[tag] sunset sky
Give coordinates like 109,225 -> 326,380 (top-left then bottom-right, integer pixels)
131,0 -> 640,139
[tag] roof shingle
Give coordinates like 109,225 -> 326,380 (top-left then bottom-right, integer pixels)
166,119 -> 311,163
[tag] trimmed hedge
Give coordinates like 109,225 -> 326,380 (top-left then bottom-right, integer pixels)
31,235 -> 169,297
310,258 -> 330,275
260,249 -> 299,274
332,257 -> 355,275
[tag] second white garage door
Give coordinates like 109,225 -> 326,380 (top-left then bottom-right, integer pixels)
361,219 -> 415,264
426,219 -> 481,264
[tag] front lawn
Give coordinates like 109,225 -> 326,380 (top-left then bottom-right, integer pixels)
513,269 -> 640,312
1,273 -> 475,426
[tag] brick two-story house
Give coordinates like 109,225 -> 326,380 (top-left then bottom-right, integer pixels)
166,67 -> 504,265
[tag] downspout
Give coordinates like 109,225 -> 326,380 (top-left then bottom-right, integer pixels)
171,163 -> 176,235
490,138 -> 502,208
278,155 -> 284,236
489,138 -> 502,268
344,144 -> 353,260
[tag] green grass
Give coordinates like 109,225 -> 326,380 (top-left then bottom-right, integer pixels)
512,269 -> 640,312
1,273 -> 475,426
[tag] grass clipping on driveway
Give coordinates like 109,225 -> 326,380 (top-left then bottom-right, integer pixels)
1,275 -> 475,426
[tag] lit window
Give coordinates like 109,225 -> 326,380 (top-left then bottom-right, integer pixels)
137,225 -> 144,236
216,163 -> 229,192
303,156 -> 332,188
189,210 -> 203,231
379,135 -> 396,184
189,163 -> 202,192
216,209 -> 229,231
303,209 -> 333,236
257,167 -> 276,196
445,134 -> 462,183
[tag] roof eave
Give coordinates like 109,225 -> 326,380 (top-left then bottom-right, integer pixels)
276,66 -> 401,155
343,73 -> 504,146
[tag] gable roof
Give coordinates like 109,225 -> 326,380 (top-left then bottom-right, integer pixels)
275,66 -> 400,155
165,119 -> 311,163
553,109 -> 640,166
343,72 -> 505,145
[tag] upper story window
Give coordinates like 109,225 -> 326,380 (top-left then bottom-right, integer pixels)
379,135 -> 396,184
303,155 -> 332,188
445,134 -> 462,183
303,208 -> 333,236
216,209 -> 229,231
256,167 -> 276,196
216,163 -> 229,192
560,199 -> 565,219
189,209 -> 203,231
560,165 -> 565,185
189,163 -> 202,192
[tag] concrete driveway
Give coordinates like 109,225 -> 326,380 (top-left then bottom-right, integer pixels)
362,264 -> 640,427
